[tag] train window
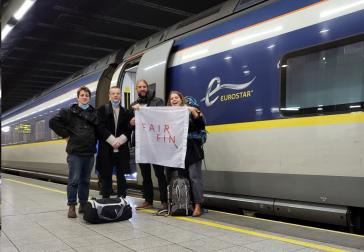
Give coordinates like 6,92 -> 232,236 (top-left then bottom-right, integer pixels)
35,120 -> 46,141
11,124 -> 20,144
281,35 -> 364,116
18,123 -> 31,143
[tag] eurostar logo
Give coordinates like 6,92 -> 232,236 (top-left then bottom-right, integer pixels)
201,76 -> 256,107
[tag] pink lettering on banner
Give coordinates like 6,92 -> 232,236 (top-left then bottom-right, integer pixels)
143,122 -> 178,148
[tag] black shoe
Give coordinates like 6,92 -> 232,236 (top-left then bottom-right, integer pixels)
78,203 -> 86,214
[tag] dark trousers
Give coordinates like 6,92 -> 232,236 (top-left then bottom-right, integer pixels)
100,153 -> 127,198
139,163 -> 167,204
67,154 -> 94,205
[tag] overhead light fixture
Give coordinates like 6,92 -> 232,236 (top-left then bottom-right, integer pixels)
320,0 -> 364,18
280,107 -> 300,111
1,24 -> 14,41
13,0 -> 36,20
350,105 -> 361,109
232,26 -> 282,45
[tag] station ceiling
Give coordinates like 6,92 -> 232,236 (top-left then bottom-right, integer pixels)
1,0 -> 227,113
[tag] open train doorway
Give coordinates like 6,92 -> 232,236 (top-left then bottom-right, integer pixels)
120,65 -> 137,109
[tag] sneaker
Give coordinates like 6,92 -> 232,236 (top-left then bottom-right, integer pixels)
68,205 -> 77,218
135,201 -> 153,210
78,203 -> 86,214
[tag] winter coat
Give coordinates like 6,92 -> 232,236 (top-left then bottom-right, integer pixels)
185,114 -> 206,167
49,103 -> 98,155
96,102 -> 132,173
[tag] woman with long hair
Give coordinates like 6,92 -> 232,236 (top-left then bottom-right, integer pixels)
167,91 -> 205,217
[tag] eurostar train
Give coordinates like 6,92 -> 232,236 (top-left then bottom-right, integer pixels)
2,0 -> 364,228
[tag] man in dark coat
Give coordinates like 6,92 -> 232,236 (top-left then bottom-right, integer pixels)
97,86 -> 132,199
49,86 -> 98,218
130,79 -> 168,209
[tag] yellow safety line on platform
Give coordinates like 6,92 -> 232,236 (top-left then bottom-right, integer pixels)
4,178 -> 66,195
208,209 -> 364,239
2,177 -> 352,252
140,209 -> 348,252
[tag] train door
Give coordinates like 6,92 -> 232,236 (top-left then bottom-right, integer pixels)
135,40 -> 174,101
95,65 -> 117,108
112,41 -> 175,185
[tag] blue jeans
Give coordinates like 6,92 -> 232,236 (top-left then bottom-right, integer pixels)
67,154 -> 95,205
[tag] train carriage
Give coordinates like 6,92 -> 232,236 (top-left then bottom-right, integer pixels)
2,0 -> 364,228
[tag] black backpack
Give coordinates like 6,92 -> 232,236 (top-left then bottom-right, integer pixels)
167,176 -> 193,216
83,197 -> 132,224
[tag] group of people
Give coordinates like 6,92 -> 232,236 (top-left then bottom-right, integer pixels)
49,79 -> 206,218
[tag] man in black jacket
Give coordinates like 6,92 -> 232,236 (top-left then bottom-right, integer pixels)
130,79 -> 168,209
96,86 -> 132,199
49,86 -> 98,218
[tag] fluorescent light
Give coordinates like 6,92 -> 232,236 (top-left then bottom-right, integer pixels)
319,29 -> 330,34
267,44 -> 275,49
317,107 -> 323,111
182,49 -> 208,60
1,24 -> 14,41
224,56 -> 232,60
13,0 -> 36,20
350,105 -> 361,108
320,0 -> 364,18
232,26 -> 282,45
144,61 -> 166,71
281,64 -> 288,68
280,107 -> 300,111
189,66 -> 196,70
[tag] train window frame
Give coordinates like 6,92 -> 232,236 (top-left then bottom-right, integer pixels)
280,33 -> 364,117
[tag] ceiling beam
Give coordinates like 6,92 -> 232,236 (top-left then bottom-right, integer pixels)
24,36 -> 116,52
2,65 -> 74,74
13,47 -> 99,61
6,56 -> 86,68
53,5 -> 163,31
3,73 -> 64,80
38,22 -> 137,43
126,0 -> 194,17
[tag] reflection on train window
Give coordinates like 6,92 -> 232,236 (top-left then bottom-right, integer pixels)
35,120 -> 46,141
19,123 -> 31,143
281,37 -> 364,116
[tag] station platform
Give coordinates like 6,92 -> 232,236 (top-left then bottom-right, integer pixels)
1,174 -> 363,252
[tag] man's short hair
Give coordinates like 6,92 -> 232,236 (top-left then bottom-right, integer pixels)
109,86 -> 121,93
77,86 -> 91,97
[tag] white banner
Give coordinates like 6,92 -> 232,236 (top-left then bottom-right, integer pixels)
135,107 -> 189,168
